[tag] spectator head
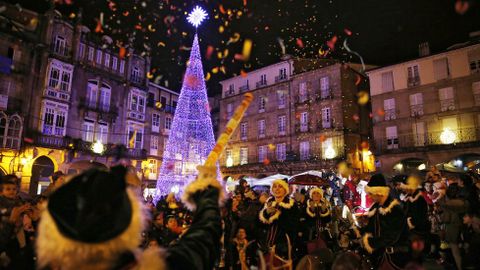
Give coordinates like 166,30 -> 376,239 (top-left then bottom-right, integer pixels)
309,187 -> 324,202
446,183 -> 460,199
423,181 -> 433,193
51,171 -> 65,184
459,173 -> 473,189
236,227 -> 247,240
331,251 -> 361,270
146,238 -> 160,249
165,215 -> 178,230
271,179 -> 289,198
153,212 -> 164,227
259,192 -> 269,204
239,178 -> 248,188
0,178 -> 17,199
36,166 -> 144,269
365,174 -> 390,203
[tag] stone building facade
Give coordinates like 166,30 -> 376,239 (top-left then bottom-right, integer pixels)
0,3 -> 178,194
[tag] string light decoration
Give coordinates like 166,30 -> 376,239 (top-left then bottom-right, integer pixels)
154,32 -> 217,200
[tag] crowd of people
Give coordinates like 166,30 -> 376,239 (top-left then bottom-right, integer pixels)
0,165 -> 479,269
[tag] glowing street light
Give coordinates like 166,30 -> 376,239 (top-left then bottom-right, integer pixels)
440,128 -> 456,144
418,163 -> 426,170
187,6 -> 208,28
324,146 -> 336,159
92,141 -> 105,154
226,156 -> 233,167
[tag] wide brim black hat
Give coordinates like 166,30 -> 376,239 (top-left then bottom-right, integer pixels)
365,173 -> 390,196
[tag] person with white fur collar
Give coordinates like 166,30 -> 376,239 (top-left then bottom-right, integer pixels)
258,179 -> 297,260
36,165 -> 223,270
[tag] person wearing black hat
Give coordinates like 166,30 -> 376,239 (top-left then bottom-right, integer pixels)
399,175 -> 429,263
360,173 -> 410,269
36,165 -> 223,270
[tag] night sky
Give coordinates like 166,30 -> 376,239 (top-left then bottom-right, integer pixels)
6,0 -> 480,95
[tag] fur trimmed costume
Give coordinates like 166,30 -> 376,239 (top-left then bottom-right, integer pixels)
36,166 -> 222,270
361,197 -> 410,269
258,196 -> 297,260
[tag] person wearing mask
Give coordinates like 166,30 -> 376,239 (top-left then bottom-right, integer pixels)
360,174 -> 410,269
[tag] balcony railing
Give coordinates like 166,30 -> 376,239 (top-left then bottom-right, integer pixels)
407,76 -> 421,87
50,44 -> 71,58
295,123 -> 311,133
375,127 -> 480,153
295,95 -> 311,105
239,84 -> 249,92
317,120 -> 333,130
44,88 -> 70,102
317,89 -> 333,100
163,105 -> 176,114
275,75 -> 288,83
34,134 -> 70,149
410,104 -> 424,117
440,98 -> 455,112
130,76 -> 145,85
384,109 -> 396,121
256,80 -> 267,88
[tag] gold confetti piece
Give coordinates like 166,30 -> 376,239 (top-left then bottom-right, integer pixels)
242,39 -> 253,61
218,25 -> 224,33
157,42 -> 166,47
212,67 -> 219,74
205,72 -> 211,81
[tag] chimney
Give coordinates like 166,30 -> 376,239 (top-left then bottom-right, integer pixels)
418,42 -> 430,57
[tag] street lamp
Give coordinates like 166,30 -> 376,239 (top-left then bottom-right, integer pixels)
226,156 -> 233,167
440,128 -> 456,144
324,146 -> 336,159
92,141 -> 105,154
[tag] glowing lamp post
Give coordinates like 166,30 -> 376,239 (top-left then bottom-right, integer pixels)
324,146 -> 336,159
92,141 -> 105,154
440,128 -> 456,144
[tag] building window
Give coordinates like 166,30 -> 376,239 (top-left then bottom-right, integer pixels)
127,126 -> 144,149
60,72 -> 70,92
278,115 -> 286,134
130,91 -> 146,113
383,98 -> 396,120
279,68 -> 287,79
131,67 -> 141,83
87,46 -> 94,61
407,65 -> 420,87
320,77 -> 331,98
299,82 -> 308,102
104,53 -> 110,68
470,58 -> 480,73
120,60 -> 125,74
41,102 -> 68,136
78,43 -> 85,60
0,115 -> 6,147
48,67 -> 60,88
386,126 -> 398,149
276,143 -> 286,161
5,115 -> 22,149
321,138 -> 334,159
96,123 -> 108,143
322,107 -> 331,128
112,57 -> 118,71
227,103 -> 233,118
165,117 -> 172,130
381,71 -> 394,92
434,58 -> 450,80
409,93 -> 424,116
412,122 -> 426,146
240,147 -> 248,165
260,74 -> 267,85
277,90 -> 286,108
87,80 -> 98,108
149,159 -> 158,178
439,87 -> 455,111
258,119 -> 266,138
53,36 -> 66,55
259,96 -> 266,112
300,112 -> 308,132
99,83 -> 111,112
473,82 -> 480,106
228,84 -> 235,95
152,113 -> 160,133
82,121 -> 94,142
300,141 -> 310,160
96,50 -> 103,64
150,136 -> 159,156
258,145 -> 267,163
240,122 -> 248,140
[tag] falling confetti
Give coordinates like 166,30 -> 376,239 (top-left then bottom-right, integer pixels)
242,39 -> 253,61
343,38 -> 365,72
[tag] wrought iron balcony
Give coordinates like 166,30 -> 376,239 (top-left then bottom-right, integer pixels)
256,80 -> 267,88
374,127 -> 480,154
317,120 -> 333,130
410,104 -> 424,117
33,134 -> 70,149
294,95 -> 311,105
239,84 -> 249,92
295,123 -> 311,133
440,98 -> 455,112
407,76 -> 421,87
316,89 -> 334,100
384,109 -> 396,121
50,44 -> 71,58
275,75 -> 288,83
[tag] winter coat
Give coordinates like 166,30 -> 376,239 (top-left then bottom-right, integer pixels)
403,190 -> 429,236
440,198 -> 468,243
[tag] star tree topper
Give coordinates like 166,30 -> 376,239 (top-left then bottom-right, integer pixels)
187,6 -> 208,28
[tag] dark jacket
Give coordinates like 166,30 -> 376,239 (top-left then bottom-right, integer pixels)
403,190 -> 429,236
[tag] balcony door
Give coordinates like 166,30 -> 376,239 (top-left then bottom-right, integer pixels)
412,122 -> 425,146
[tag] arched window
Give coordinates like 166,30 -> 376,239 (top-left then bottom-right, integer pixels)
0,112 -> 7,147
5,115 -> 22,149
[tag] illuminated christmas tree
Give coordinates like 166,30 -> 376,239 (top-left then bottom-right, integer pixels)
155,7 -> 216,199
